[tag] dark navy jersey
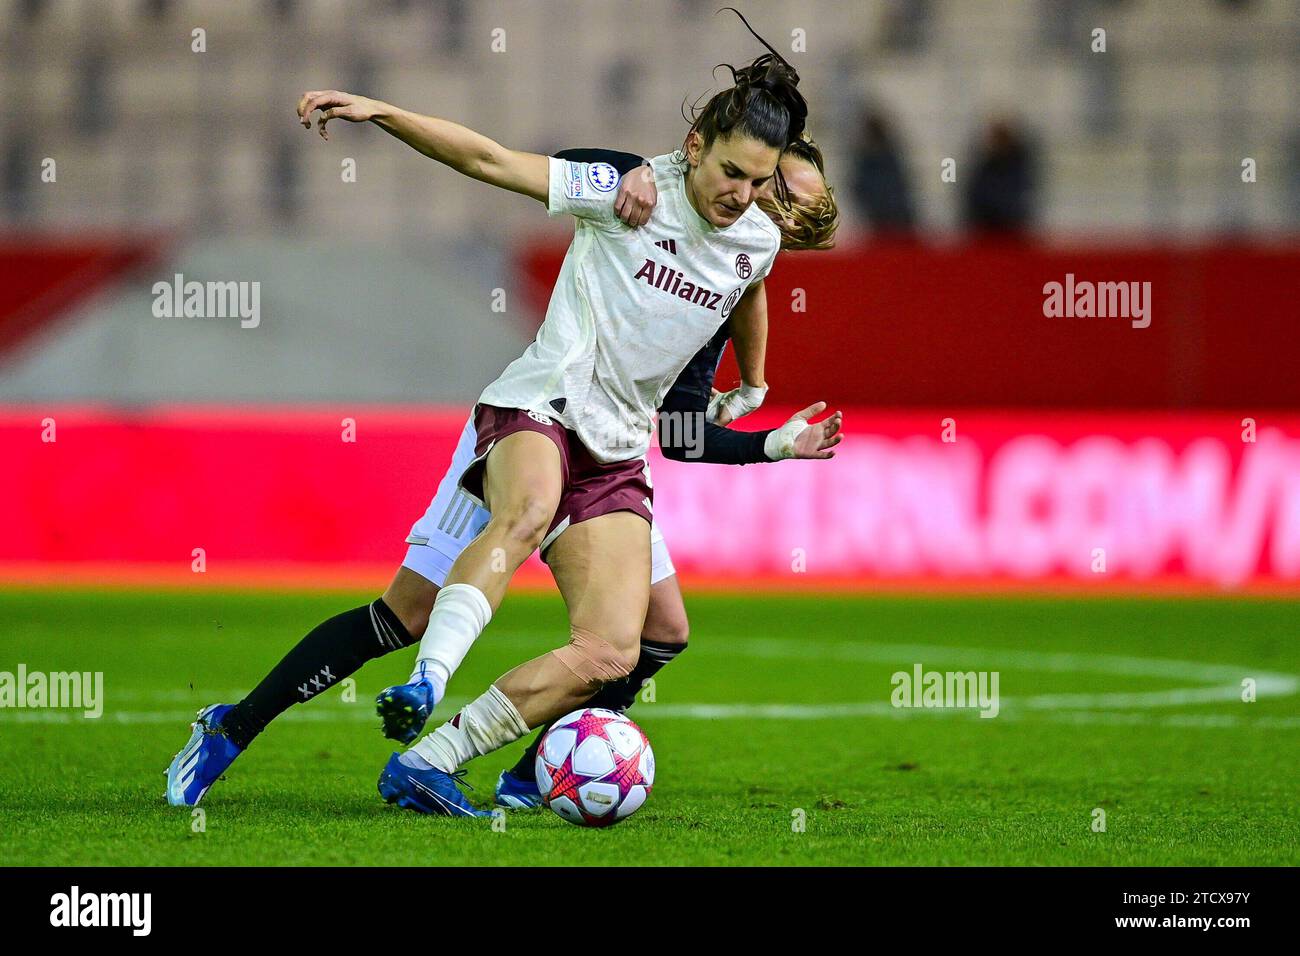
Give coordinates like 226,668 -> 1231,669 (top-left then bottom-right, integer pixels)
553,148 -> 774,466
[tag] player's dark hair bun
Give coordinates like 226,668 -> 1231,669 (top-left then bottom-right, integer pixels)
730,53 -> 806,147
683,8 -> 809,154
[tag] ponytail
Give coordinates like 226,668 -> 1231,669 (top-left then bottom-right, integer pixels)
682,8 -> 809,156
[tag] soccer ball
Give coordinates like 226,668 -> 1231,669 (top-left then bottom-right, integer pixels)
535,708 -> 654,827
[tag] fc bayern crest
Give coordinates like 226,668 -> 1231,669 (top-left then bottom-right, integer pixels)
735,253 -> 752,279
587,162 -> 619,193
720,287 -> 743,318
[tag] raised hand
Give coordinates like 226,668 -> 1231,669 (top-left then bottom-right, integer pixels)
296,90 -> 382,140
762,401 -> 843,460
788,402 -> 843,460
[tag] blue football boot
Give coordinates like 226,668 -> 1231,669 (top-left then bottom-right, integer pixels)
495,769 -> 544,810
375,668 -> 437,743
165,704 -> 243,806
377,752 -> 489,817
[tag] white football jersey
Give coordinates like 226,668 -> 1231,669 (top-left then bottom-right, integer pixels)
477,151 -> 781,463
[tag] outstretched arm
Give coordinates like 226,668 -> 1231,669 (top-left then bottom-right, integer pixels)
297,90 -> 550,202
659,386 -> 842,464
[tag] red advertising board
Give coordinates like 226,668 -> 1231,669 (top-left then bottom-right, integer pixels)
2,405 -> 1296,593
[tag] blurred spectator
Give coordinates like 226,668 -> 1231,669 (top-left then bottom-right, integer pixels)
1081,43 -> 1122,137
18,0 -> 47,21
2,129 -> 33,219
962,118 -> 1038,235
604,57 -> 641,115
1037,0 -> 1081,52
434,0 -> 469,57
879,0 -> 934,54
1287,126 -> 1300,227
850,108 -> 916,232
73,45 -> 112,138
346,51 -> 378,100
268,136 -> 301,224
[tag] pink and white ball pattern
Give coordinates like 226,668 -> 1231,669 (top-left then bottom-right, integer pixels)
535,708 -> 655,827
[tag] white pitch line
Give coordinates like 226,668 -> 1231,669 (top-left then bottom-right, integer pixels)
720,637 -> 1284,683
714,638 -> 1299,712
2,703 -> 1298,730
1,643 -> 1294,727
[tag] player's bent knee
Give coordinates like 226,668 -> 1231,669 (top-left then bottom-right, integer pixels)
550,625 -> 637,690
642,614 -> 689,647
617,642 -> 641,674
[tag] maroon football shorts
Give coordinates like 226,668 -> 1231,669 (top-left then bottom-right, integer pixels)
458,403 -> 653,557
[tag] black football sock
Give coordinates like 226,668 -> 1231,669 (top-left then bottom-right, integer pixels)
509,728 -> 547,780
219,598 -> 415,750
587,638 -> 686,713
507,638 -> 687,781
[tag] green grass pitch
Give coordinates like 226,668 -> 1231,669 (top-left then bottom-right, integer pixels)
0,589 -> 1296,866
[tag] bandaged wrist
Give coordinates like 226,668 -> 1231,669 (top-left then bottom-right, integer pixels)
763,418 -> 809,460
708,383 -> 768,423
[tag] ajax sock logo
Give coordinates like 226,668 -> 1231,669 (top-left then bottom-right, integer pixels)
298,665 -> 337,700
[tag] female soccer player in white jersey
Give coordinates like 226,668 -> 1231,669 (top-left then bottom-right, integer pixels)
486,133 -> 841,808
165,20 -> 832,816
163,137 -> 840,810
327,45 -> 815,815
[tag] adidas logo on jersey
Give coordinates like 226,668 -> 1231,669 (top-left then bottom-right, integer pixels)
654,238 -> 678,255
633,257 -> 737,315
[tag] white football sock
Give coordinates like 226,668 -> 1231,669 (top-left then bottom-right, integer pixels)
411,685 -> 530,773
408,583 -> 492,701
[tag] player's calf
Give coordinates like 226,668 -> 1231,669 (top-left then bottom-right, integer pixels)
218,597 -> 419,751
166,597 -> 420,806
588,637 -> 686,711
408,625 -> 636,790
501,636 -> 687,797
